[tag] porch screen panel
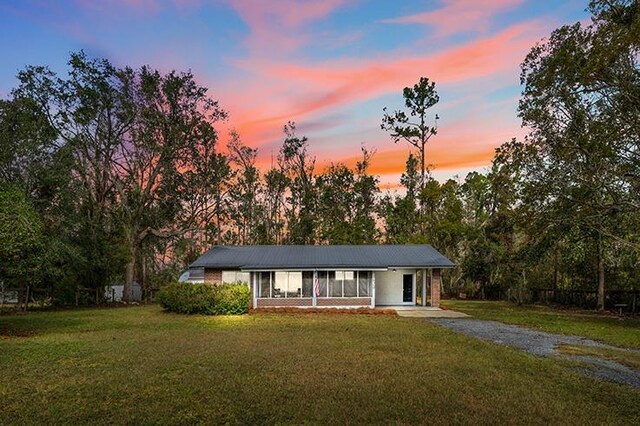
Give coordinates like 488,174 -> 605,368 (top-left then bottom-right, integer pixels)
274,272 -> 287,298
286,272 -> 302,298
358,271 -> 371,297
302,272 -> 313,297
343,271 -> 357,296
329,271 -> 342,297
317,271 -> 328,297
259,272 -> 271,298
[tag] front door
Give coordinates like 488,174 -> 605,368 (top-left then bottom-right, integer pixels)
402,274 -> 413,303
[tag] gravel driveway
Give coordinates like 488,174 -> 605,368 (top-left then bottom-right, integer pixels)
434,318 -> 640,389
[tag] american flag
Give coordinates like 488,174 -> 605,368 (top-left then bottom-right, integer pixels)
313,271 -> 320,297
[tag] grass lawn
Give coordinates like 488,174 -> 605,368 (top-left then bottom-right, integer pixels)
1,306 -> 639,424
442,300 -> 640,349
557,344 -> 640,371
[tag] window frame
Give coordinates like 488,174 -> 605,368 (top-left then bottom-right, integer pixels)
254,270 -> 372,299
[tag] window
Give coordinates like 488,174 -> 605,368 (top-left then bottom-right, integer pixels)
274,272 -> 287,298
286,272 -> 302,298
317,271 -> 328,297
270,272 -> 303,298
189,267 -> 204,281
302,272 -> 313,297
329,271 -> 341,297
358,271 -> 371,297
343,271 -> 357,297
222,271 -> 250,283
255,270 -> 373,299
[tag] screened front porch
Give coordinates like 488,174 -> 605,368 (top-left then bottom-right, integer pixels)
251,270 -> 375,308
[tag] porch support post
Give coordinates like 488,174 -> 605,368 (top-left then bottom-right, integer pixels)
251,272 -> 257,309
422,268 -> 427,306
370,272 -> 376,308
312,270 -> 317,307
430,268 -> 442,307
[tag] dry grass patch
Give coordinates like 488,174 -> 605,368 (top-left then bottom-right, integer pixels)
557,344 -> 640,371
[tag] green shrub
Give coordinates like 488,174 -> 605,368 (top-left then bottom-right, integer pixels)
213,283 -> 251,315
157,282 -> 250,315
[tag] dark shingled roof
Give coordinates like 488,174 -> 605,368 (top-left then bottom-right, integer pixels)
190,245 -> 454,270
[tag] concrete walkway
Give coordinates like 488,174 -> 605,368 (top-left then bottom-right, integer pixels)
392,306 -> 470,318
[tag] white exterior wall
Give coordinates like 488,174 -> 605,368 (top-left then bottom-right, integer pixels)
374,269 -> 416,306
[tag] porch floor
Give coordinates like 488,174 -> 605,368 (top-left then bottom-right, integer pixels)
389,306 -> 470,318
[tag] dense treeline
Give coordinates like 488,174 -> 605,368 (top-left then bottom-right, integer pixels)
0,0 -> 637,308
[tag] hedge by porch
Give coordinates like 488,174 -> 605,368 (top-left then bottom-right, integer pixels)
157,283 -> 250,315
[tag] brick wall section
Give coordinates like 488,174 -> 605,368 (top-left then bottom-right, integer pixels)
317,297 -> 371,306
204,268 -> 222,284
255,298 -> 371,308
431,268 -> 441,307
256,298 -> 313,307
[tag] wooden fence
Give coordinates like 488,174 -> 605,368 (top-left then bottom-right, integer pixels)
532,288 -> 639,312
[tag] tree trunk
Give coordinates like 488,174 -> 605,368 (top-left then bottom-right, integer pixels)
216,209 -> 222,244
596,234 -> 605,311
553,248 -> 559,302
23,284 -> 30,312
419,142 -> 426,228
123,244 -> 136,303
141,256 -> 147,302
553,248 -> 558,290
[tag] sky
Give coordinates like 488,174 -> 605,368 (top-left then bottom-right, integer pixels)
0,0 -> 589,187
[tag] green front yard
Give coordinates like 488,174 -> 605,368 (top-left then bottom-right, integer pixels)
1,306 -> 638,424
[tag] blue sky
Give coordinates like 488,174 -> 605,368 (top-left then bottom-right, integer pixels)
0,0 -> 589,186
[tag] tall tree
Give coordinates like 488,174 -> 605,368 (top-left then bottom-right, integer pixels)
278,122 -> 316,244
316,163 -> 356,244
517,0 -> 640,309
380,154 -> 420,243
15,52 -> 133,292
0,185 -> 44,308
263,167 -> 288,244
421,178 -> 465,293
0,97 -> 57,187
113,66 -> 228,300
315,147 -> 380,244
381,77 -> 439,215
352,147 -> 380,243
14,52 -> 229,301
227,131 -> 261,245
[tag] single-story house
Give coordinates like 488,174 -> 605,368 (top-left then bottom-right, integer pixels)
188,244 -> 454,308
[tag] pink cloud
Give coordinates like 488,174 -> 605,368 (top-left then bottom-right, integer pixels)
222,20 -> 541,151
226,0 -> 349,55
12,0 -> 541,181
380,0 -> 525,37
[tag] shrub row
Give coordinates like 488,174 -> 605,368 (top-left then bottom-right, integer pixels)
157,282 -> 250,315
